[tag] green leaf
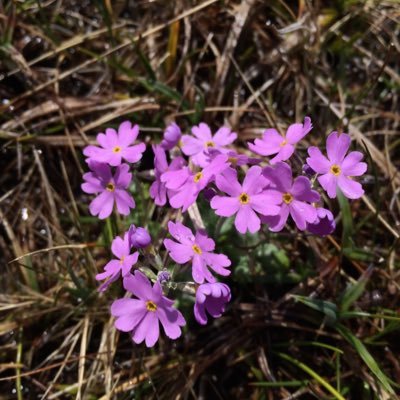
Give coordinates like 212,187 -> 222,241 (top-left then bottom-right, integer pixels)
339,266 -> 372,312
291,295 -> 338,323
337,191 -> 353,249
336,324 -> 395,395
275,352 -> 346,400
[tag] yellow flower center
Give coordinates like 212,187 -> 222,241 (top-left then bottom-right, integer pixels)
193,172 -> 203,183
239,192 -> 250,205
228,156 -> 238,165
106,182 -> 115,192
112,146 -> 122,153
146,300 -> 157,312
280,139 -> 287,147
205,141 -> 215,147
192,244 -> 202,255
119,256 -> 125,264
282,192 -> 293,204
330,164 -> 341,176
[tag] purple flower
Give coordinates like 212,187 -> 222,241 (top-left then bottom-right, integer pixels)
163,221 -> 231,284
161,154 -> 229,212
306,132 -> 367,199
261,162 -> 320,231
210,166 -> 281,234
111,270 -> 186,347
83,121 -> 146,166
96,233 -> 139,292
307,207 -> 336,236
248,117 -> 312,164
149,145 -> 186,206
194,282 -> 231,325
81,162 -> 135,219
128,224 -> 151,248
181,123 -> 237,167
161,122 -> 181,150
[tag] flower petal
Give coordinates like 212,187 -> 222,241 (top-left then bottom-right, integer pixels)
164,239 -> 193,264
235,205 -> 260,234
210,196 -> 240,217
114,189 -> 135,215
341,151 -> 367,176
306,146 -> 330,174
167,221 -> 195,244
123,270 -> 153,300
337,176 -> 364,199
291,176 -> 320,203
118,121 -> 139,146
290,200 -> 317,230
262,162 -> 292,192
318,173 -> 338,199
269,144 -> 295,164
215,168 -> 242,196
89,191 -> 114,219
213,126 -> 237,146
326,132 -> 351,164
250,193 -> 281,216
191,122 -> 212,140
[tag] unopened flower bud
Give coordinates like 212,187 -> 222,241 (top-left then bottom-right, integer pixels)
128,224 -> 151,248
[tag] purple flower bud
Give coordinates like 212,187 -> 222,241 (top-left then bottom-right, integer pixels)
157,270 -> 171,283
128,224 -> 151,248
203,187 -> 217,202
161,122 -> 181,150
302,163 -> 315,177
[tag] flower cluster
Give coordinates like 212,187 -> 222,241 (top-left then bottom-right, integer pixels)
82,118 -> 367,347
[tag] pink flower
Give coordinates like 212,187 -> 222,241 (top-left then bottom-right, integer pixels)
83,121 -> 146,166
248,117 -> 312,164
161,154 -> 229,212
96,233 -> 139,292
161,122 -> 181,150
181,123 -> 237,167
261,162 -> 320,231
194,283 -> 231,325
81,162 -> 135,219
163,221 -> 231,284
306,131 -> 367,199
210,166 -> 281,234
149,145 -> 186,206
111,270 -> 186,347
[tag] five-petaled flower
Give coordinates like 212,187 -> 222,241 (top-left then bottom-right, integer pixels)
261,162 -> 320,231
111,270 -> 186,347
161,154 -> 229,212
81,161 -> 135,219
306,131 -> 367,199
96,232 -> 139,292
181,122 -> 237,167
248,117 -> 312,164
83,121 -> 146,166
164,221 -> 231,284
194,282 -> 231,325
210,166 -> 281,234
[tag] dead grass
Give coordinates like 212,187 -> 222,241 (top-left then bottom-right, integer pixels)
0,0 -> 399,399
